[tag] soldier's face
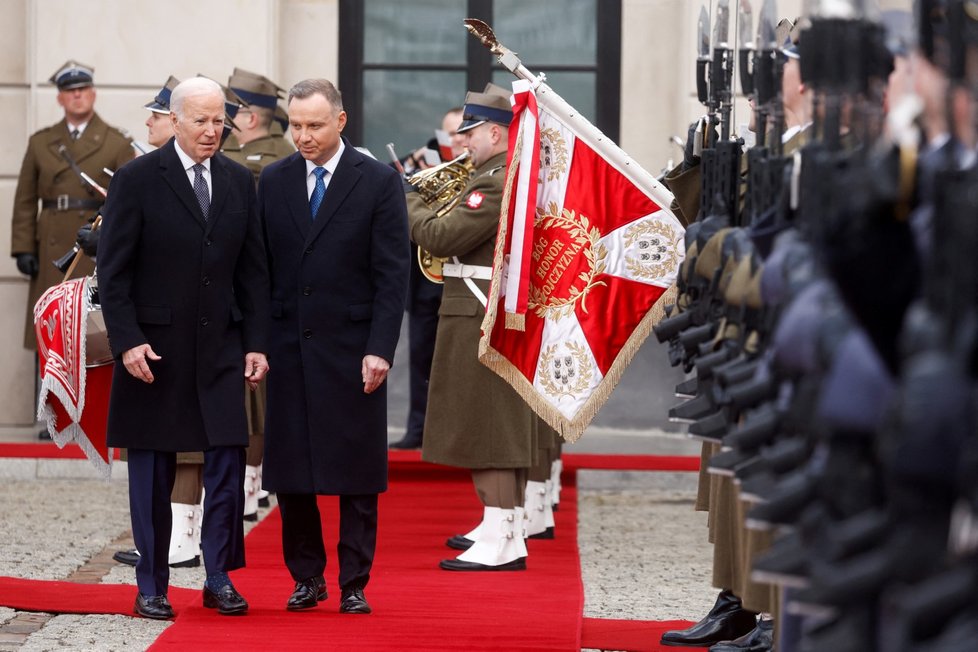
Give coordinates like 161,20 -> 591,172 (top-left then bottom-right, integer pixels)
462,122 -> 498,167
171,92 -> 225,163
145,112 -> 175,148
289,93 -> 347,166
57,86 -> 95,123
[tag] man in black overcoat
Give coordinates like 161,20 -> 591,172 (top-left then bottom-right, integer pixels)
97,77 -> 269,620
258,78 -> 409,615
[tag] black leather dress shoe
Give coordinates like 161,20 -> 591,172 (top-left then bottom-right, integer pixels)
287,576 -> 327,610
134,594 -> 174,620
243,512 -> 258,522
528,526 -> 555,539
388,435 -> 422,450
258,496 -> 271,508
170,555 -> 200,568
113,549 -> 140,566
709,618 -> 774,651
203,583 -> 248,615
439,557 -> 526,571
38,428 -> 52,441
339,586 -> 371,614
660,590 -> 757,647
445,534 -> 474,551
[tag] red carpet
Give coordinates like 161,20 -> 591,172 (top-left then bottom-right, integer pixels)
0,450 -> 701,650
581,618 -> 702,651
0,441 -> 122,459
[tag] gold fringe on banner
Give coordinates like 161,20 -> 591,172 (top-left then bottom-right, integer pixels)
479,282 -> 680,444
504,312 -> 526,331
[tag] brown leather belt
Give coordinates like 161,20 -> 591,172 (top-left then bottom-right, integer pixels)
41,195 -> 103,211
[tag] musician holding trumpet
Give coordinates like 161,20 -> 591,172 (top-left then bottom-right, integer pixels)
406,84 -> 538,571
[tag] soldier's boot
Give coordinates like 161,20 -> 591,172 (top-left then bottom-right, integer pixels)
193,498 -> 203,562
525,480 -> 555,539
439,507 -> 527,571
550,459 -> 563,511
514,506 -> 529,562
256,463 -> 270,507
514,506 -> 528,545
168,502 -> 201,568
445,517 -> 483,551
243,465 -> 260,521
544,481 -> 556,530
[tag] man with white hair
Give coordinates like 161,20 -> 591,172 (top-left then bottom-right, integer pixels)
98,77 -> 270,620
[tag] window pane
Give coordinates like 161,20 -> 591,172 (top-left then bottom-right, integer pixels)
492,70 -> 596,124
362,70 -> 467,164
492,0 -> 597,66
364,0 -> 467,64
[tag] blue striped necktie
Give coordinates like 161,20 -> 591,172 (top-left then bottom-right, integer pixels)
310,167 -> 327,219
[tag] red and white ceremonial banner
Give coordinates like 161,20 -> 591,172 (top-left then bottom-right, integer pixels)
479,79 -> 686,442
34,277 -> 114,476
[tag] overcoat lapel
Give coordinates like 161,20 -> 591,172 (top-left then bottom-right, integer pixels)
283,153 -> 311,239
44,120 -> 77,179
206,155 -> 231,236
306,141 -> 362,246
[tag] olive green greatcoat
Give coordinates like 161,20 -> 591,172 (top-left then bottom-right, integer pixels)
11,113 -> 133,348
222,133 -> 295,185
408,152 -> 536,470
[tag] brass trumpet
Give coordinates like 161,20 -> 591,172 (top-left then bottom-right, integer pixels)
408,152 -> 475,283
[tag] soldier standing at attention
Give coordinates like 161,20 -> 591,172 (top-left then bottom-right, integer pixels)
408,84 -> 537,571
11,60 -> 133,437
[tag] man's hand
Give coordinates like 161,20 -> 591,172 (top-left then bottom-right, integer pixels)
15,253 -> 39,278
122,343 -> 161,383
244,352 -> 269,390
362,355 -> 390,394
76,224 -> 100,258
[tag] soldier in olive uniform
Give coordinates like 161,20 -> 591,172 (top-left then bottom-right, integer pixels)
408,85 -> 536,572
11,60 -> 133,350
222,68 -> 294,184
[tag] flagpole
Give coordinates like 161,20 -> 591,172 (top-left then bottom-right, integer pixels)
464,19 -> 677,212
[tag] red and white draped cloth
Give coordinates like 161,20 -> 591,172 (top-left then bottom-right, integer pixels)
479,79 -> 686,442
34,277 -> 114,476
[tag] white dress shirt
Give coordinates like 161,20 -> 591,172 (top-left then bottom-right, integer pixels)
305,140 -> 346,200
173,140 -> 212,201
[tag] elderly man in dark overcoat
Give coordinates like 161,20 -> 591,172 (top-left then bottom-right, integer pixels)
97,77 -> 269,620
258,78 -> 408,615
